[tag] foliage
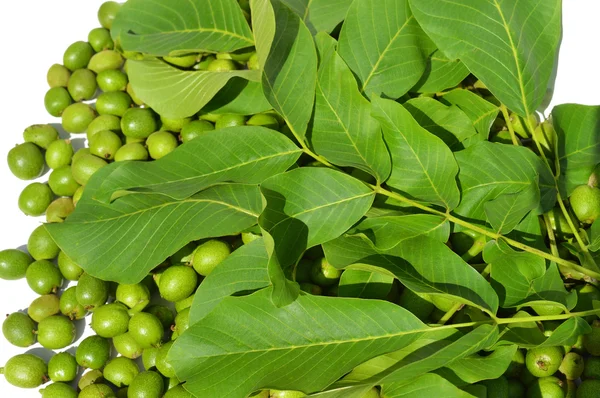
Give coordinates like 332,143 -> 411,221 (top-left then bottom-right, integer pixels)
46,0 -> 600,396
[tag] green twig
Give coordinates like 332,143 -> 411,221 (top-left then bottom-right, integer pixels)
373,187 -> 600,281
430,308 -> 600,331
542,213 -> 560,258
500,104 -> 521,146
438,302 -> 463,325
524,116 -> 600,272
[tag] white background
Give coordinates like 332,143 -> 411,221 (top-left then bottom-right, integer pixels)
0,1 -> 599,397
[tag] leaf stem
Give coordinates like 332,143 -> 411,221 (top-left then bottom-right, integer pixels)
283,119 -> 338,170
500,104 -> 521,146
302,148 -> 337,169
438,302 -> 463,325
542,213 -> 560,258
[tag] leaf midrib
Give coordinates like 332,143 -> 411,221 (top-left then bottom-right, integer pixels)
125,27 -> 255,45
378,104 -> 450,209
99,149 -> 301,194
361,16 -> 415,94
74,197 -> 259,224
316,78 -> 372,175
265,191 -> 375,231
492,0 -> 529,116
182,325 -> 429,359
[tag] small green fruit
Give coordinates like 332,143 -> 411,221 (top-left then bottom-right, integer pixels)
129,312 -> 164,348
91,303 -> 130,338
270,391 -> 307,398
27,225 -> 60,261
559,352 -> 584,380
2,312 -> 36,347
570,185 -> 600,224
116,283 -> 150,312
191,239 -> 231,276
40,382 -> 77,398
28,294 -> 60,322
103,356 -> 139,387
1,353 -> 47,388
155,341 -> 176,378
526,376 -> 565,398
37,315 -> 75,349
128,370 -> 164,398
25,260 -> 63,295
583,320 -> 600,356
576,380 -> 600,398
76,273 -> 109,310
78,369 -> 104,390
59,286 -> 88,320
76,335 -> 111,369
310,257 -> 341,286
142,347 -> 159,370
113,332 -> 144,359
48,352 -> 78,382
79,383 -> 116,398
158,265 -> 198,302
57,251 -> 84,281
525,346 -> 564,378
583,356 -> 600,379
0,249 -> 32,280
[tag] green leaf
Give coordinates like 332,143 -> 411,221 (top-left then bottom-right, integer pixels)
409,0 -> 561,117
538,317 -> 591,348
484,241 -> 574,310
349,214 -> 450,251
343,329 -> 458,383
484,182 -> 540,234
189,238 -> 270,325
47,178 -> 262,284
506,211 -> 546,251
170,288 -> 428,398
338,270 -> 394,299
495,311 -> 545,347
250,0 -> 275,68
259,0 -> 317,141
412,50 -> 470,94
324,235 -> 499,314
382,374 -> 476,398
374,325 -> 499,386
324,325 -> 498,397
259,168 -> 375,305
441,89 -> 499,140
128,59 -> 259,119
372,97 -> 460,211
540,317 -> 592,347
553,104 -> 600,195
202,79 -> 272,115
589,219 -> 600,252
112,0 -> 254,56
437,345 -> 517,386
92,127 -> 301,202
496,313 -> 591,348
338,0 -> 435,99
454,142 -> 555,226
404,97 -> 478,150
311,34 -> 391,183
279,0 -> 353,34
